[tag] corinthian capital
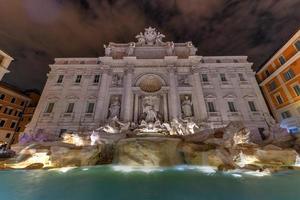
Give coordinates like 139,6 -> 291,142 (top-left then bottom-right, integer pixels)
166,65 -> 177,73
125,65 -> 135,74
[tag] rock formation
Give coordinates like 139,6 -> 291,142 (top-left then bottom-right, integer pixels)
1,118 -> 299,173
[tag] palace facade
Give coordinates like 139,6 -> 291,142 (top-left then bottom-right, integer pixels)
25,27 -> 271,141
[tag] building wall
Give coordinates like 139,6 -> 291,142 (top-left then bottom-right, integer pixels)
256,29 -> 300,133
18,91 -> 40,137
0,50 -> 13,81
0,84 -> 31,144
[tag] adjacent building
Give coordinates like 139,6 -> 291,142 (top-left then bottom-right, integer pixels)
25,27 -> 271,142
256,29 -> 300,133
0,82 -> 31,144
0,50 -> 13,81
18,90 -> 41,140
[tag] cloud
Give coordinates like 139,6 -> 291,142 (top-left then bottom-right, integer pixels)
0,0 -> 299,90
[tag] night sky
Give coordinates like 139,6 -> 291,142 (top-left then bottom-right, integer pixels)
1,0 -> 300,91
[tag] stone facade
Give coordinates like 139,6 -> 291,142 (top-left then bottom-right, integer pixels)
0,50 -> 13,81
25,27 -> 271,140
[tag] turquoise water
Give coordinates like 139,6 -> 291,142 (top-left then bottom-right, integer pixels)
0,165 -> 299,200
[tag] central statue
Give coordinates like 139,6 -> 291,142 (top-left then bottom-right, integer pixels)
140,95 -> 160,123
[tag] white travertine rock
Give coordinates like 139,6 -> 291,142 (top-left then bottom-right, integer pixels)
114,137 -> 183,166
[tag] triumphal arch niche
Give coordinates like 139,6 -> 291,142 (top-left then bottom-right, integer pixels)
103,27 -> 201,124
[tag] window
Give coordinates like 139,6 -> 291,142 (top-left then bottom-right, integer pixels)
289,127 -> 299,134
0,120 -> 5,127
8,109 -> 13,115
283,69 -> 295,81
294,40 -> 300,51
75,75 -> 82,83
60,129 -> 67,136
20,101 -> 25,106
86,102 -> 95,113
0,94 -> 5,100
3,108 -> 8,114
268,81 -> 277,91
10,122 -> 16,129
293,85 -> 300,96
265,70 -> 270,77
11,97 -> 16,103
207,102 -> 216,112
45,102 -> 55,113
66,103 -> 74,113
279,55 -> 286,65
57,75 -> 64,83
220,73 -> 227,81
5,133 -> 11,139
248,101 -> 257,112
18,112 -> 23,117
14,110 -> 18,116
258,128 -> 266,140
281,111 -> 291,119
238,73 -> 246,81
16,127 -> 21,132
201,74 -> 208,82
94,75 -> 100,83
228,102 -> 237,112
275,95 -> 283,104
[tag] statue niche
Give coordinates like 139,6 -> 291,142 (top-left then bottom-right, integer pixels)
180,95 -> 194,118
108,95 -> 121,119
139,95 -> 162,123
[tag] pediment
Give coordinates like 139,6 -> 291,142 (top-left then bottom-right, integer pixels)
47,95 -> 60,101
87,95 -> 97,99
204,93 -> 217,99
243,94 -> 256,99
65,95 -> 80,100
223,93 -> 237,99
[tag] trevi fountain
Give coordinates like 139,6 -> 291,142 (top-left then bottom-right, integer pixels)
1,27 -> 300,200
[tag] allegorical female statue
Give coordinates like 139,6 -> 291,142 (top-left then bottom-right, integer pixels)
181,95 -> 193,118
108,96 -> 121,119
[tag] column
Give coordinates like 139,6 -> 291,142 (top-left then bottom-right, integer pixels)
163,93 -> 168,122
211,71 -> 229,122
133,94 -> 139,123
122,67 -> 134,122
94,67 -> 111,123
191,68 -> 208,121
167,66 -> 179,119
249,73 -> 272,115
230,72 -> 250,121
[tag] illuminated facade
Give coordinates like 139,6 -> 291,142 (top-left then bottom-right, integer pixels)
26,27 -> 271,142
256,29 -> 300,133
0,83 -> 31,144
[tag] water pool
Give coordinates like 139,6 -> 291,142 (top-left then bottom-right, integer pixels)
0,165 -> 298,200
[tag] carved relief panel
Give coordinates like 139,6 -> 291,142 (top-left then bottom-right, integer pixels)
177,74 -> 191,87
111,73 -> 123,87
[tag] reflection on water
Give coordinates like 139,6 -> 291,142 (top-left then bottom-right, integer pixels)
0,165 -> 299,200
